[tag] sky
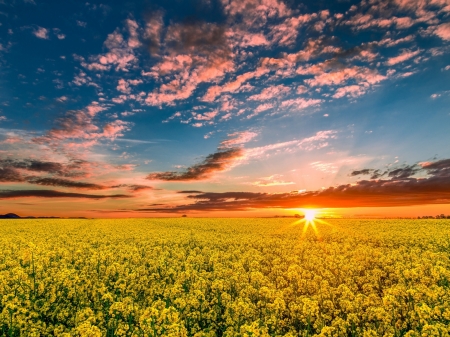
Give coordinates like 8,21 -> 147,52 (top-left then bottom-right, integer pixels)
0,0 -> 449,218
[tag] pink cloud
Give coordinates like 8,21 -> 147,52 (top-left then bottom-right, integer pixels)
269,14 -> 316,46
248,84 -> 291,101
228,29 -> 271,48
303,65 -> 386,88
385,49 -> 421,65
377,35 -> 415,47
244,130 -> 336,159
146,77 -> 197,106
395,17 -> 415,29
202,68 -> 269,102
220,131 -> 258,148
333,85 -> 366,99
144,12 -> 164,55
126,19 -> 141,49
193,110 -> 219,121
151,55 -> 193,76
33,27 -> 49,39
143,20 -> 235,106
222,0 -> 292,25
33,102 -> 131,148
78,29 -> 139,72
435,22 -> 450,40
280,98 -> 322,109
252,174 -> 295,186
101,120 -> 131,139
117,79 -> 130,94
246,103 -> 274,118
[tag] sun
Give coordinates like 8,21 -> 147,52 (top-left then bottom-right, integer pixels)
304,209 -> 317,221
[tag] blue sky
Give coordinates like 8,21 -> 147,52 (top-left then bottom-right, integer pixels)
0,0 -> 450,217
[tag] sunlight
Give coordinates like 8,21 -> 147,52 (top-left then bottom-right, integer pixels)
304,209 -> 317,222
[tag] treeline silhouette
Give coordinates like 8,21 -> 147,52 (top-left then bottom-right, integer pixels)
418,214 -> 450,219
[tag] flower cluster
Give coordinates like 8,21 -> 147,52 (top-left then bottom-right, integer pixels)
1,218 -> 449,336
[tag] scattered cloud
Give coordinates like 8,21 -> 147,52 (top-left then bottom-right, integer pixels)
139,158 -> 450,212
252,174 -> 295,186
220,131 -> 258,148
385,49 -> 421,66
146,147 -> 243,181
435,22 -> 450,41
33,27 -> 49,39
0,190 -> 130,199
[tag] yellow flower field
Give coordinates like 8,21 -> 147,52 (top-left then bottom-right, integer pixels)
1,218 -> 450,337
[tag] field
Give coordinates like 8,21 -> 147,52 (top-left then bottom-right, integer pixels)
1,218 -> 450,337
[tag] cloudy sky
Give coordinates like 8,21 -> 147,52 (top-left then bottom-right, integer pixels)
0,0 -> 449,217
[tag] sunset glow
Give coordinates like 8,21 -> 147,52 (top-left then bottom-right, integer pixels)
0,0 -> 449,218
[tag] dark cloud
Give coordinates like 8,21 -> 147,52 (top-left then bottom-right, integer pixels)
0,167 -> 25,182
351,164 -> 422,180
387,165 -> 419,179
177,190 -> 204,194
0,190 -> 131,199
146,147 -> 243,181
112,184 -> 154,191
25,177 -> 107,190
187,191 -> 265,201
139,158 -> 450,212
0,158 -> 91,178
0,159 -> 64,174
165,21 -> 228,55
350,169 -> 373,176
422,159 -> 450,177
143,11 -> 164,56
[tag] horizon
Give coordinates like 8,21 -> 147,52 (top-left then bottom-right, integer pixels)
1,0 -> 450,217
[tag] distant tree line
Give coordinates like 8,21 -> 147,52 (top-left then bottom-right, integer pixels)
418,214 -> 450,219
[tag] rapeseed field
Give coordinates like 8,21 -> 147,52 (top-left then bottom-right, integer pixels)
1,218 -> 450,337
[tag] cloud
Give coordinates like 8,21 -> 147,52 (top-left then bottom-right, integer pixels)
0,159 -> 119,190
303,66 -> 386,87
435,22 -> 450,41
252,174 -> 295,186
202,68 -> 269,102
177,190 -> 204,194
24,177 -> 107,190
80,26 -> 139,72
244,130 -> 337,159
333,85 -> 366,99
219,131 -> 258,148
34,102 -> 131,148
0,167 -> 24,182
221,0 -> 292,27
165,21 -> 228,55
112,184 -> 154,191
146,147 -> 243,181
33,27 -> 49,39
248,85 -> 291,101
138,158 -> 450,212
144,12 -> 164,55
269,14 -> 315,46
0,190 -> 130,199
385,49 -> 421,65
280,97 -> 323,109
247,103 -> 274,118
126,18 -> 141,48
310,161 -> 339,174
145,18 -> 236,106
1,159 -> 64,174
350,169 -> 373,176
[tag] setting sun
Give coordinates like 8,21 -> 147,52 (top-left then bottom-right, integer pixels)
304,209 -> 317,221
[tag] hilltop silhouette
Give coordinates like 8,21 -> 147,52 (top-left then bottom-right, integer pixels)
0,213 -> 20,219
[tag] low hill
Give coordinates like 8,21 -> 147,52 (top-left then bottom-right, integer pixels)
0,213 -> 21,219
